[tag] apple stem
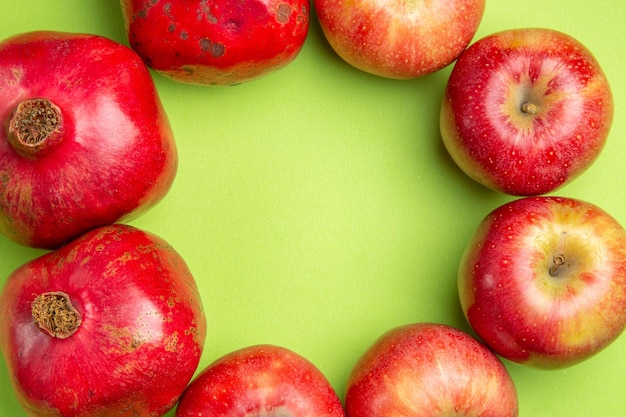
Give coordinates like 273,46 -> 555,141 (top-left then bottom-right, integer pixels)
549,254 -> 565,277
521,102 -> 539,115
31,292 -> 82,339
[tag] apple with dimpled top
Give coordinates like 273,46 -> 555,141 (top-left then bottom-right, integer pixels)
440,28 -> 613,196
314,0 -> 485,79
458,196 -> 626,368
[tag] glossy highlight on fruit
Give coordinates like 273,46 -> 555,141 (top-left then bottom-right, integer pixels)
0,31 -> 177,249
0,224 -> 207,417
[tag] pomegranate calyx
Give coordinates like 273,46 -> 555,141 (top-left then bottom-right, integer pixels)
7,98 -> 63,157
31,292 -> 82,338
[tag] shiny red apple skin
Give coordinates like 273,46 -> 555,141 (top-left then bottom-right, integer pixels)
0,31 -> 177,249
0,224 -> 207,417
345,323 -> 518,417
120,0 -> 310,86
175,344 -> 345,417
458,196 -> 626,369
314,0 -> 485,79
440,28 -> 613,196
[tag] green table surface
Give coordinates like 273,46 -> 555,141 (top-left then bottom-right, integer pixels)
1,1 -> 625,416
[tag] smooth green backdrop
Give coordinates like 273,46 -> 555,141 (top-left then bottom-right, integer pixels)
1,1 -> 625,416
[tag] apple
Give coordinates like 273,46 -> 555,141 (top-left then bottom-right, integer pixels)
458,196 -> 626,369
314,0 -> 485,79
175,344 -> 345,417
440,28 -> 614,196
120,0 -> 310,86
345,323 -> 518,417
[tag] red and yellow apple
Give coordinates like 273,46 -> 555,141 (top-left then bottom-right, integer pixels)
440,28 -> 614,196
175,344 -> 345,417
314,0 -> 485,79
458,196 -> 626,368
120,0 -> 310,85
345,323 -> 518,417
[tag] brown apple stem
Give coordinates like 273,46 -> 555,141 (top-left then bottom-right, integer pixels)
521,102 -> 539,115
549,254 -> 565,277
7,98 -> 64,157
31,292 -> 82,339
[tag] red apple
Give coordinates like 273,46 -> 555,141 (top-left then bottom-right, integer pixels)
440,28 -> 614,196
120,0 -> 310,86
314,0 -> 485,79
175,344 -> 345,417
458,196 -> 626,369
345,323 -> 518,417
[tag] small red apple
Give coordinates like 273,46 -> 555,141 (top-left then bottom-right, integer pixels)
458,196 -> 626,369
120,0 -> 310,86
440,28 -> 614,196
345,323 -> 518,417
175,344 -> 345,417
314,0 -> 485,79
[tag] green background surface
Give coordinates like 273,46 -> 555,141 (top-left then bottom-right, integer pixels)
1,1 -> 625,416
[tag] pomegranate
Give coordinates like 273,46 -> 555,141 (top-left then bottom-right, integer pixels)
0,31 -> 177,249
0,224 -> 207,417
119,0 -> 310,85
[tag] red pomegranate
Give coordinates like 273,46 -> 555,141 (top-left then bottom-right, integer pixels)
0,224 -> 207,417
0,31 -> 177,249
120,0 -> 310,85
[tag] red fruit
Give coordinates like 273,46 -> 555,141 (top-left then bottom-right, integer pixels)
0,224 -> 207,417
120,0 -> 310,86
345,323 -> 518,417
175,344 -> 345,417
458,196 -> 626,368
315,0 -> 485,79
0,31 -> 177,249
440,28 -> 613,196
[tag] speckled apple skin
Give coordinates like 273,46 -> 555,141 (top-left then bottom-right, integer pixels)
440,28 -> 614,196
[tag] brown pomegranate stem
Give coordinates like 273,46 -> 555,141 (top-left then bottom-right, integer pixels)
32,292 -> 82,339
7,98 -> 63,157
549,254 -> 565,277
521,102 -> 539,115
